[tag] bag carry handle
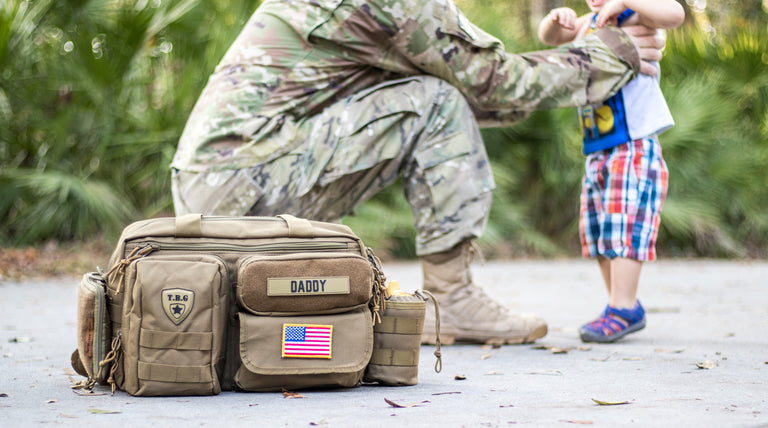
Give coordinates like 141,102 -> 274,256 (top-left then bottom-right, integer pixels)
175,213 -> 203,237
276,214 -> 315,238
174,213 -> 315,238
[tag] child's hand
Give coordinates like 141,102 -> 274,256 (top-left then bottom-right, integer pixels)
595,0 -> 628,28
548,7 -> 578,30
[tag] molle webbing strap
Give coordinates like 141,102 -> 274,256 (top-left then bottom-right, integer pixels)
375,317 -> 423,335
137,361 -> 213,383
369,348 -> 419,367
140,329 -> 213,351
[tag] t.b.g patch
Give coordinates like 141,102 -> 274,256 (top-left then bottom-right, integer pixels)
161,288 -> 194,325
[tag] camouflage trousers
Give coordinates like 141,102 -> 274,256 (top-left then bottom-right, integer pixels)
172,76 -> 495,256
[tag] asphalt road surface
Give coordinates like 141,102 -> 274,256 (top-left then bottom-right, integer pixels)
1,259 -> 766,427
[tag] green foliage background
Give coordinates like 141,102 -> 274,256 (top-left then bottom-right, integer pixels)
1,0 -> 766,259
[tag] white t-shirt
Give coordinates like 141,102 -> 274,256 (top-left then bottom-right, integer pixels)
578,12 -> 674,154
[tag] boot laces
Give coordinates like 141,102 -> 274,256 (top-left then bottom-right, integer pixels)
451,282 -> 511,321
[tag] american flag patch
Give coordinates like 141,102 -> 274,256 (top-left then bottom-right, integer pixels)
281,324 -> 333,359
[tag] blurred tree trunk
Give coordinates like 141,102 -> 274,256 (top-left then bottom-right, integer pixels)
530,0 -> 560,24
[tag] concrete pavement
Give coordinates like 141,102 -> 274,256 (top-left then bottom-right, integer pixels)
1,259 -> 766,427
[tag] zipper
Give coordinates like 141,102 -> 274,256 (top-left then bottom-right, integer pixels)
126,240 -> 355,254
112,240 -> 357,295
85,272 -> 107,377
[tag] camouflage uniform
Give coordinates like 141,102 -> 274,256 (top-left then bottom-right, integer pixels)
171,0 -> 639,256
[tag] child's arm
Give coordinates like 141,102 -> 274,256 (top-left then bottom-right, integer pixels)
537,7 -> 591,46
596,0 -> 685,30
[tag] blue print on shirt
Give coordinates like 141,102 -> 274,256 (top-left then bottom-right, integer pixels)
579,9 -> 635,154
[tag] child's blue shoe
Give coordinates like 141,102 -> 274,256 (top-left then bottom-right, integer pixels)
579,301 -> 646,343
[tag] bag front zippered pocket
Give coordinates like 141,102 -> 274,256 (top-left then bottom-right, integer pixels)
119,254 -> 230,396
235,306 -> 373,391
236,252 -> 374,315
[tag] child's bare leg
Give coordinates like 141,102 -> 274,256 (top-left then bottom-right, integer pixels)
580,257 -> 646,343
607,257 -> 642,309
597,255 -> 611,295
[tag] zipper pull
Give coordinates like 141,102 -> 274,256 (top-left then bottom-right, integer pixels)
96,331 -> 122,395
366,247 -> 389,325
105,244 -> 155,294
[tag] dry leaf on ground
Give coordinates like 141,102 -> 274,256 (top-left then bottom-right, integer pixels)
384,398 -> 429,408
281,389 -> 304,398
71,389 -> 108,396
531,345 -> 573,354
527,370 -> 562,376
592,399 -> 631,406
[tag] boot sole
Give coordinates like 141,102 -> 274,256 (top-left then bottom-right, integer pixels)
421,324 -> 548,346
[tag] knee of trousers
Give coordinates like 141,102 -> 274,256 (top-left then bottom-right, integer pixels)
403,79 -> 495,255
406,78 -> 494,213
171,168 -> 263,216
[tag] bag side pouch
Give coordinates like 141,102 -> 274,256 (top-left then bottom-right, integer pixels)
235,306 -> 373,391
237,252 -> 373,315
119,254 -> 229,396
364,289 -> 426,386
75,272 -> 110,383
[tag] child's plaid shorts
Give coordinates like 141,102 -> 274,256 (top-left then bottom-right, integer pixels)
579,136 -> 668,261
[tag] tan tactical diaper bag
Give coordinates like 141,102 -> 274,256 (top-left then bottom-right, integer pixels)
72,214 -> 440,396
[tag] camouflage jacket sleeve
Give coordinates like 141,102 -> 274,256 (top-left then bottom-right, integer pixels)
312,0 -> 640,127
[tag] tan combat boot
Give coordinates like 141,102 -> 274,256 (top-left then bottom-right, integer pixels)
420,241 -> 548,345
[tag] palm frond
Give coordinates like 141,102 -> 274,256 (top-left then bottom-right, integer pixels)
2,169 -> 135,245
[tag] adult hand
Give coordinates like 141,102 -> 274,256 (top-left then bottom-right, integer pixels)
622,25 -> 666,76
